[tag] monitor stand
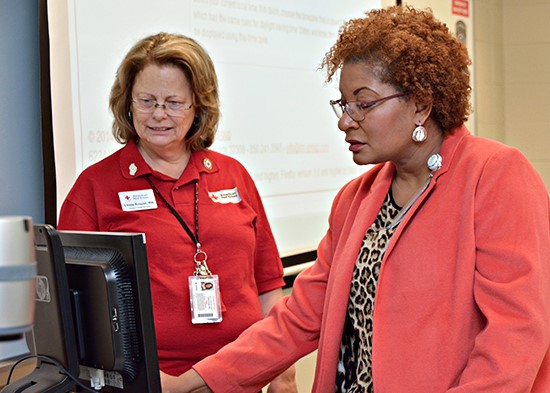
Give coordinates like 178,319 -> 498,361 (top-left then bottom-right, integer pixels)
0,360 -> 74,393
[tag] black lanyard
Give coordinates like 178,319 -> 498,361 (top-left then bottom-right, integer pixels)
145,176 -> 200,248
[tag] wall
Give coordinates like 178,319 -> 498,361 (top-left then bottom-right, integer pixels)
0,0 -> 43,378
400,0 -> 550,190
500,0 -> 550,189
474,0 -> 550,189
473,0 -> 505,142
0,1 -> 44,223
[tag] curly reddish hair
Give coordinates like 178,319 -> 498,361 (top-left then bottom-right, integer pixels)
321,6 -> 472,133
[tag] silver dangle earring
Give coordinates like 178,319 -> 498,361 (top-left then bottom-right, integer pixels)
412,122 -> 427,142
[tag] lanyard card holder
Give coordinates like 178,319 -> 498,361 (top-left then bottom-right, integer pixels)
188,249 -> 223,324
189,274 -> 222,324
147,178 -> 223,324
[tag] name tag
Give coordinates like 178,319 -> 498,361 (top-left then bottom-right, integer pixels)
208,187 -> 241,204
118,189 -> 158,211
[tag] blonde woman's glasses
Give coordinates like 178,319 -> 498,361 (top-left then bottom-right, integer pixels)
132,98 -> 193,117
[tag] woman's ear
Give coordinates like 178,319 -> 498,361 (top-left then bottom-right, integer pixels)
414,100 -> 433,125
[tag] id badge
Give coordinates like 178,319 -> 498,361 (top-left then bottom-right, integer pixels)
188,275 -> 223,324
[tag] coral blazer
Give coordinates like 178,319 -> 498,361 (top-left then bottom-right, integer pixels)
194,126 -> 550,392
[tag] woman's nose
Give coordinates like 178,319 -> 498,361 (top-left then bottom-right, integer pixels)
337,112 -> 358,131
152,105 -> 169,119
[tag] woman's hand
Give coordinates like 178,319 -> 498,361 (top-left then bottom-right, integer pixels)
160,369 -> 213,393
266,366 -> 298,393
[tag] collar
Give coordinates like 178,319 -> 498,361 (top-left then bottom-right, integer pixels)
368,124 -> 472,209
435,124 -> 471,178
378,124 -> 471,181
119,140 -> 220,186
119,140 -> 153,179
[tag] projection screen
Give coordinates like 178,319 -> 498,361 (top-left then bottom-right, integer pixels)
48,0 -> 381,256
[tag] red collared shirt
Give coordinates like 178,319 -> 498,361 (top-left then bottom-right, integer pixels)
58,140 -> 285,375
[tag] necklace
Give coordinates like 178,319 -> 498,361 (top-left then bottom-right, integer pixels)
385,153 -> 441,230
386,173 -> 432,230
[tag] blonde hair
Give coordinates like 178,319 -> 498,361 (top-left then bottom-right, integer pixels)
109,33 -> 220,150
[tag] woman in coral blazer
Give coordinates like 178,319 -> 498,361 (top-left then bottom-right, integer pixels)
163,6 -> 550,393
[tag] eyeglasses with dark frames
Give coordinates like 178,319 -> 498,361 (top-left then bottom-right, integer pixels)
329,92 -> 405,122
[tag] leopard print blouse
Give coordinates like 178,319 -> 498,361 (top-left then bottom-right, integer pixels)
335,192 -> 401,393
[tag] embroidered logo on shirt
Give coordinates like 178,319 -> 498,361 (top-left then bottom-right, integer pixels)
208,187 -> 241,204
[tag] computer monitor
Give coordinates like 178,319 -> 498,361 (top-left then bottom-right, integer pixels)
1,226 -> 161,393
58,229 -> 161,393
